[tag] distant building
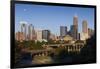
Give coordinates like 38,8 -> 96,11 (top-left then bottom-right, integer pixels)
80,32 -> 88,40
36,30 -> 42,41
73,16 -> 78,40
28,24 -> 35,40
63,35 -> 73,41
28,24 -> 33,40
81,20 -> 89,40
73,16 -> 78,28
70,25 -> 78,40
88,28 -> 94,38
32,29 -> 37,40
82,20 -> 88,34
55,36 -> 60,41
50,33 -> 56,40
77,33 -> 80,40
67,31 -> 71,36
20,21 -> 27,40
42,30 -> 50,41
60,26 -> 67,37
15,32 -> 25,42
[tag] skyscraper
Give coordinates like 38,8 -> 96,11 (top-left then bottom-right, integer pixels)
73,16 -> 78,40
88,28 -> 94,38
80,20 -> 89,40
70,25 -> 77,40
42,30 -> 50,40
28,24 -> 35,40
20,21 -> 27,40
82,20 -> 88,34
60,26 -> 67,37
36,30 -> 42,41
32,27 -> 36,40
77,33 -> 80,40
73,16 -> 78,28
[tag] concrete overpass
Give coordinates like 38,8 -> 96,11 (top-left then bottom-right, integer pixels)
23,49 -> 55,58
42,43 -> 85,52
21,43 -> 85,58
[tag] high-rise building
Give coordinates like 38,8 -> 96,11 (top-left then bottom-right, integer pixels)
42,30 -> 50,40
70,25 -> 77,40
82,20 -> 88,33
70,25 -> 74,37
77,33 -> 80,40
20,21 -> 27,40
73,16 -> 78,40
28,24 -> 35,40
32,28 -> 36,40
73,16 -> 78,27
88,28 -> 94,38
60,26 -> 67,37
80,20 -> 89,40
36,30 -> 42,41
28,24 -> 32,40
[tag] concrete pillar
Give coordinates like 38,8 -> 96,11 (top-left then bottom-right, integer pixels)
73,46 -> 75,52
68,46 -> 70,52
45,51 -> 48,56
42,53 -> 45,56
70,46 -> 72,52
38,53 -> 41,56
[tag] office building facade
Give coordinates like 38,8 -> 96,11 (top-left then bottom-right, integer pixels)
82,20 -> 88,34
42,30 -> 50,40
60,26 -> 67,37
20,22 -> 27,40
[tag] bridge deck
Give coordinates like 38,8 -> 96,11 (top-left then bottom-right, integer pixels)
42,43 -> 85,47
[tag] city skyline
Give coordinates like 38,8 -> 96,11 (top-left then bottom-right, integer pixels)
15,4 -> 95,35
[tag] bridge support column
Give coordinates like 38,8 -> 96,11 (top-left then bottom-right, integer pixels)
42,53 -> 45,56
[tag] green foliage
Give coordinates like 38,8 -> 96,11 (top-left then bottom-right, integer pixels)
15,40 -> 44,50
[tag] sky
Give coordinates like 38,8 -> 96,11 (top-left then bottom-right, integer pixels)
15,4 -> 95,35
